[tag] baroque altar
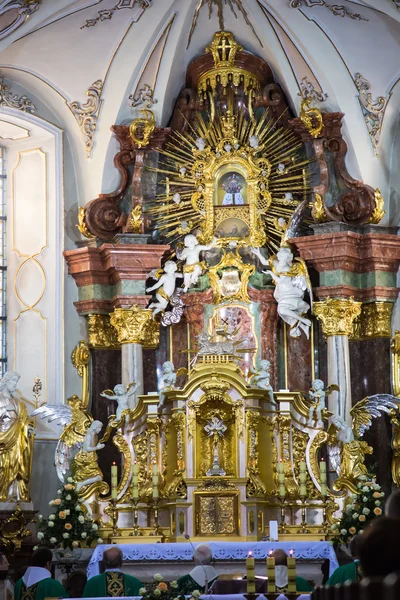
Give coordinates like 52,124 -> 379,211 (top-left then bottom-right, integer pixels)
47,30 -> 400,546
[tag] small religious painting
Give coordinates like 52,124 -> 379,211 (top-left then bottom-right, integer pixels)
216,217 -> 249,239
217,171 -> 247,205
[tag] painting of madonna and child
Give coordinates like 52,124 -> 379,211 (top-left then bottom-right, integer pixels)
215,171 -> 250,239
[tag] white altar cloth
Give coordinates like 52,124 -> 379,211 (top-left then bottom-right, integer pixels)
87,542 -> 338,579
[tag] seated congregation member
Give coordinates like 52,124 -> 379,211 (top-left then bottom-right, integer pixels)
272,549 -> 313,593
326,534 -> 362,585
66,571 -> 87,598
359,517 -> 400,578
83,547 -> 142,598
14,547 -> 68,600
177,544 -> 218,594
385,488 -> 400,519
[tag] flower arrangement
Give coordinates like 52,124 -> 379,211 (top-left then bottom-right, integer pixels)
139,574 -> 188,600
331,475 -> 385,547
34,476 -> 103,550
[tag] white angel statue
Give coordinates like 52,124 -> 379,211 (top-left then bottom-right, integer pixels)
146,261 -> 183,317
178,234 -> 216,292
249,359 -> 275,405
100,382 -> 139,423
251,246 -> 312,339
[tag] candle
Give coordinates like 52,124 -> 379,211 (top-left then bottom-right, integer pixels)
111,462 -> 118,500
287,549 -> 296,593
300,460 -> 306,473
300,484 -> 307,498
279,484 -> 285,498
321,483 -> 327,497
278,460 -> 284,474
133,461 -> 139,476
320,458 -> 326,473
266,550 -> 275,593
246,551 -> 255,593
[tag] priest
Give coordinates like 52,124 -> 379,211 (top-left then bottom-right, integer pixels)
14,548 -> 67,600
82,547 -> 142,597
272,549 -> 313,593
326,535 -> 362,585
177,544 -> 218,594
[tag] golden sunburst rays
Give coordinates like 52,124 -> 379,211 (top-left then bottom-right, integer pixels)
145,108 -> 311,251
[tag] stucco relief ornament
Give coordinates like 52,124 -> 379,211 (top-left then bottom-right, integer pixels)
289,0 -> 368,21
69,80 -> 103,158
129,84 -> 158,109
81,0 -> 152,29
0,77 -> 36,113
0,1 -> 41,41
354,73 -> 387,156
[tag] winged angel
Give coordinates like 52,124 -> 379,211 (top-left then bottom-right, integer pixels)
327,394 -> 400,493
33,395 -> 105,491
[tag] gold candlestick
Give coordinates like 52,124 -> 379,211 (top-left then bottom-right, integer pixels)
287,550 -> 296,593
129,497 -> 141,537
266,552 -> 275,594
318,497 -> 329,535
110,499 -> 120,537
297,495 -> 311,534
278,497 -> 289,534
150,498 -> 163,536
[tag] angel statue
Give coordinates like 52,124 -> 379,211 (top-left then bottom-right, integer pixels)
307,380 -> 340,427
178,234 -> 216,292
159,361 -> 176,407
146,260 -> 183,317
33,395 -> 93,483
0,371 -> 34,502
251,245 -> 312,339
327,394 -> 400,493
100,382 -> 139,423
73,420 -> 105,492
249,359 -> 275,405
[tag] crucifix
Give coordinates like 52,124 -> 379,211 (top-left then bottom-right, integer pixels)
204,416 -> 227,476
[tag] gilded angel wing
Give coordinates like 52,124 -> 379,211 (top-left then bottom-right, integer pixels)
351,394 -> 400,438
176,367 -> 188,377
325,384 -> 340,396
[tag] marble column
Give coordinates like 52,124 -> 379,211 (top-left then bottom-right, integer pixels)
314,298 -> 361,424
110,305 -> 160,407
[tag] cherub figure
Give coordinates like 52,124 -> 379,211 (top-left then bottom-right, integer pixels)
179,234 -> 216,292
307,379 -> 326,426
249,359 -> 275,405
159,361 -> 177,407
100,382 -> 139,423
146,260 -> 183,317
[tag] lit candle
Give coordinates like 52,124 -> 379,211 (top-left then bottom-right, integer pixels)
300,484 -> 307,498
246,551 -> 255,593
320,458 -> 326,473
321,483 -> 327,497
111,462 -> 118,500
133,461 -> 139,476
279,484 -> 286,498
287,549 -> 296,593
266,550 -> 275,593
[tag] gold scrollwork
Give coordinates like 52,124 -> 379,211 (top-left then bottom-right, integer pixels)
246,410 -> 266,497
311,193 -> 328,223
0,505 -> 35,555
164,412 -> 187,499
314,297 -> 362,337
368,188 -> 386,224
392,330 -> 400,398
110,305 -> 159,348
299,96 -> 324,138
129,109 -> 156,148
71,340 -> 90,409
87,314 -> 120,349
128,205 -> 143,233
77,206 -> 95,238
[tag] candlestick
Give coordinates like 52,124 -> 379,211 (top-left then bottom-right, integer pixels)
150,498 -> 163,536
109,498 -> 120,537
278,497 -> 289,534
129,497 -> 141,537
287,550 -> 296,593
111,462 -> 118,500
266,551 -> 275,594
246,551 -> 255,594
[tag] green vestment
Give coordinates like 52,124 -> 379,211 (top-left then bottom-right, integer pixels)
326,561 -> 360,586
295,575 -> 314,592
82,571 -> 142,598
14,578 -> 68,600
176,573 -> 218,594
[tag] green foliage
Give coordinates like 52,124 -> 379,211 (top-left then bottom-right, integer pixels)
35,476 -> 102,550
139,575 -> 191,600
331,476 -> 385,547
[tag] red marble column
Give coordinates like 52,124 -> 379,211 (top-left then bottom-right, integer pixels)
183,289 -> 213,347
249,288 -> 279,389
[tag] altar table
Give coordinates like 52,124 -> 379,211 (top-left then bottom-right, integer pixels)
87,542 -> 338,579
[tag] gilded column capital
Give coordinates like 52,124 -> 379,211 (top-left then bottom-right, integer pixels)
87,314 -> 120,349
351,301 -> 393,341
110,305 -> 159,348
313,297 -> 361,336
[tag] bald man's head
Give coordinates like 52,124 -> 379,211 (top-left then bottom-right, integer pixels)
272,549 -> 288,566
103,547 -> 123,570
385,489 -> 400,519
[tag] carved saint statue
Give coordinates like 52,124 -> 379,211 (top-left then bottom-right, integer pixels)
179,234 -> 216,292
0,371 -> 34,502
204,416 -> 227,476
251,246 -> 312,339
308,379 -> 326,426
158,361 -> 177,407
74,420 -> 105,492
146,261 -> 184,317
249,359 -> 275,405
